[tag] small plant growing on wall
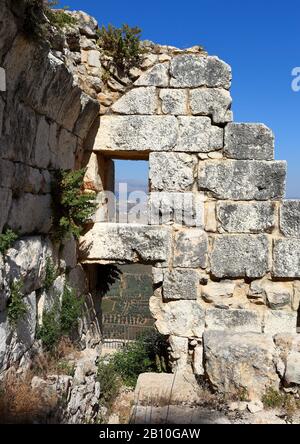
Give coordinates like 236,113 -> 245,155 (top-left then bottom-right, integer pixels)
44,257 -> 58,291
97,24 -> 142,73
7,280 -> 27,328
51,168 -> 96,242
0,229 -> 19,255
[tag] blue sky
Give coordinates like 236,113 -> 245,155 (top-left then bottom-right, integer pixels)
60,0 -> 300,197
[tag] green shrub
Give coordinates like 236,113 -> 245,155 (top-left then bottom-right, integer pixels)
97,359 -> 122,406
51,169 -> 96,241
97,24 -> 142,73
60,285 -> 83,335
45,4 -> 77,29
37,299 -> 61,351
7,280 -> 27,327
0,229 -> 19,255
262,387 -> 285,409
44,257 -> 58,291
110,329 -> 170,387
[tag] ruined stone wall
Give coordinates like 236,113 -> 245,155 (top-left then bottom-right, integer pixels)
80,50 -> 300,401
0,2 -> 102,375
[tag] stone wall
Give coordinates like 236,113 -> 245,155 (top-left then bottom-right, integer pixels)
80,49 -> 300,400
0,1 -> 101,375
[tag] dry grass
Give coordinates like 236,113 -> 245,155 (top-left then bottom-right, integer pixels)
0,370 -> 57,424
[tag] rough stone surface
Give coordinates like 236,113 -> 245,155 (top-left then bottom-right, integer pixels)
205,309 -> 262,333
273,239 -> 300,278
264,311 -> 297,334
150,296 -> 205,337
134,63 -> 169,87
170,55 -> 231,89
216,202 -> 276,233
149,152 -> 196,192
285,352 -> 300,385
201,280 -> 236,303
111,87 -> 157,115
190,88 -> 232,123
211,235 -> 269,278
160,89 -> 187,115
148,192 -> 204,227
249,279 -> 292,310
224,123 -> 274,160
177,117 -> 223,152
95,115 -> 177,153
173,229 -> 208,268
162,269 -> 199,300
8,194 -> 52,235
280,200 -> 300,237
203,331 -> 280,400
80,223 -> 172,266
199,160 -> 286,200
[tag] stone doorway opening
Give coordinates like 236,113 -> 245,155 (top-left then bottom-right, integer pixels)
85,263 -> 155,350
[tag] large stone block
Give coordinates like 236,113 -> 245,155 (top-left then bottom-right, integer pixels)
177,117 -> 223,152
8,194 -> 52,235
203,331 -> 280,400
173,229 -> 208,268
273,239 -> 300,278
0,159 -> 14,188
163,269 -> 199,301
280,200 -> 300,237
205,308 -> 262,333
79,223 -> 172,266
249,278 -> 292,310
159,89 -> 187,115
134,63 -> 169,87
216,202 -> 276,233
111,87 -> 157,115
148,192 -> 204,227
198,160 -> 286,200
150,296 -> 205,337
170,55 -> 231,89
0,188 -> 12,233
211,234 -> 269,278
224,123 -> 274,160
94,115 -> 177,153
190,88 -> 232,124
264,310 -> 297,334
149,152 -> 197,192
285,352 -> 300,385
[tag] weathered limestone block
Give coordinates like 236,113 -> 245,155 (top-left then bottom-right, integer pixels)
280,200 -> 300,237
249,279 -> 292,310
0,188 -> 12,233
273,239 -> 300,278
83,152 -> 104,192
148,192 -> 204,227
190,88 -> 232,124
73,93 -> 99,140
95,116 -> 177,153
224,123 -> 274,160
163,269 -> 199,300
80,223 -> 172,266
159,89 -> 187,115
111,87 -> 157,114
169,336 -> 189,373
204,201 -> 217,232
61,235 -> 77,270
32,116 -> 51,169
0,159 -> 15,188
216,202 -> 276,233
198,160 -> 286,200
134,63 -> 169,87
201,280 -> 236,303
211,235 -> 269,278
150,295 -> 205,337
170,55 -> 231,89
203,331 -> 280,401
50,127 -> 77,170
13,164 -> 48,195
177,117 -> 223,152
149,153 -> 196,192
293,281 -> 300,312
193,343 -> 205,376
264,311 -> 297,334
8,194 -> 52,235
285,352 -> 300,385
173,229 -> 208,268
205,309 -> 262,333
